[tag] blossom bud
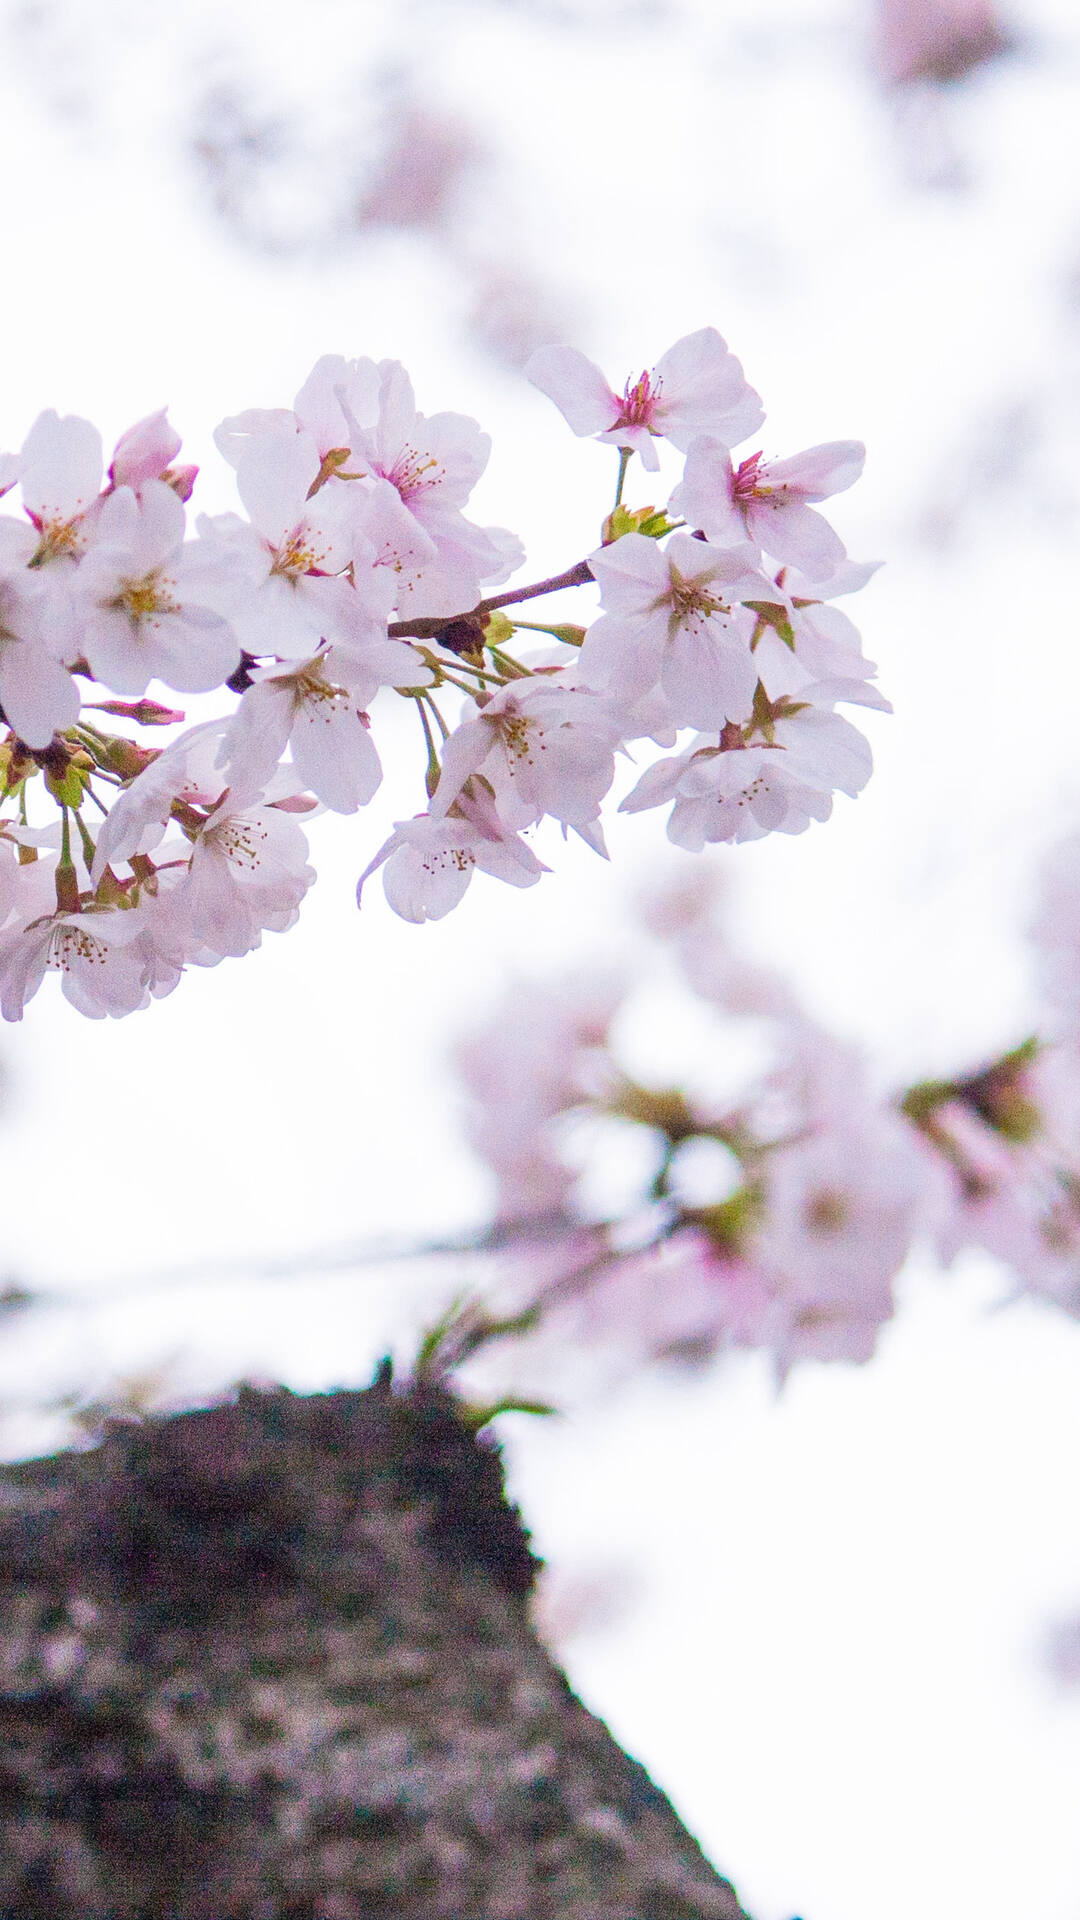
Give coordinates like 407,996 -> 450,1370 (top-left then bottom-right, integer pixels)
54,859 -> 81,913
103,737 -> 160,779
91,699 -> 186,727
108,408 -> 182,490
601,504 -> 674,545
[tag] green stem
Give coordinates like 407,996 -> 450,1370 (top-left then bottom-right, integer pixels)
422,694 -> 451,740
73,810 -> 97,868
614,445 -> 631,510
414,698 -> 441,796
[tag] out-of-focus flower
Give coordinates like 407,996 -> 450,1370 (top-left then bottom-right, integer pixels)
876,0 -> 1010,86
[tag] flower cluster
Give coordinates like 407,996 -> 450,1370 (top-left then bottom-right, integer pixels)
449,869 -> 1080,1387
0,330 -> 879,1018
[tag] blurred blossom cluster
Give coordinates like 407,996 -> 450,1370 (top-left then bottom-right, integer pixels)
876,0 -> 1010,85
448,850 -> 1080,1390
0,329 -> 880,1019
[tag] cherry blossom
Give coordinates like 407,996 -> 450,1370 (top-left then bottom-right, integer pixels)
0,899 -> 160,1021
68,482 -> 245,697
621,695 -> 874,847
0,523 -> 80,747
0,325 -> 882,1020
221,429 -> 378,655
339,361 -> 524,611
359,806 -> 546,923
430,677 -> 623,834
455,974 -> 621,1224
17,410 -> 104,566
160,791 -> 317,962
673,436 -> 865,577
526,329 -> 763,472
219,637 -> 427,814
581,531 -> 768,729
108,409 -> 198,502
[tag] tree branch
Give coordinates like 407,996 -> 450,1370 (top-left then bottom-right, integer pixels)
388,557 -> 595,640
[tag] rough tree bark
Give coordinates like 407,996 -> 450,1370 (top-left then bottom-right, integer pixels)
0,1368 -> 755,1919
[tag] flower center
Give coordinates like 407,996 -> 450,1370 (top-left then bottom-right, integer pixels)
215,818 -> 270,871
616,369 -> 659,429
50,925 -> 107,971
733,451 -> 778,504
497,712 -> 542,766
32,515 -> 87,565
805,1188 -> 850,1234
271,528 -> 325,577
297,668 -> 349,718
383,443 -> 442,500
667,567 -> 729,628
423,844 -> 475,876
114,570 -> 178,625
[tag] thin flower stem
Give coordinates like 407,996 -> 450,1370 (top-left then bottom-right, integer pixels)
614,446 -> 631,510
416,648 -> 505,687
414,697 -> 440,795
423,693 -> 451,740
74,810 -> 97,868
437,670 -> 501,700
504,619 -> 584,646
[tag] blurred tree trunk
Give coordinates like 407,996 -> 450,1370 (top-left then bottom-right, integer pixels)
0,1371 -> 753,1919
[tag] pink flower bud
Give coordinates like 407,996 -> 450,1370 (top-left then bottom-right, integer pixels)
108,409 -> 183,491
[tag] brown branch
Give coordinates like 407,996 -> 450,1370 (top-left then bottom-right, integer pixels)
388,557 -> 595,640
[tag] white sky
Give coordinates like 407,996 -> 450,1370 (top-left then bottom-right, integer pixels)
2,2 -> 1080,1916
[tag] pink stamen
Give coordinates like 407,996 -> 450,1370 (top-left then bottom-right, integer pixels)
615,369 -> 661,429
733,451 -> 765,501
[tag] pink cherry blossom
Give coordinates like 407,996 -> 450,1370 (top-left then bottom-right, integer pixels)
620,703 -> 873,848
673,436 -> 865,577
219,637 -> 428,814
525,329 -> 763,472
0,901 -> 158,1021
17,410 -> 104,565
162,791 -> 317,962
0,520 -> 80,746
743,1111 -> 926,1369
359,806 -> 546,923
339,362 -> 523,611
223,429 -> 377,656
582,531 -> 768,729
108,409 -> 197,502
430,677 -> 622,835
69,482 -> 245,696
456,974 -> 621,1224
